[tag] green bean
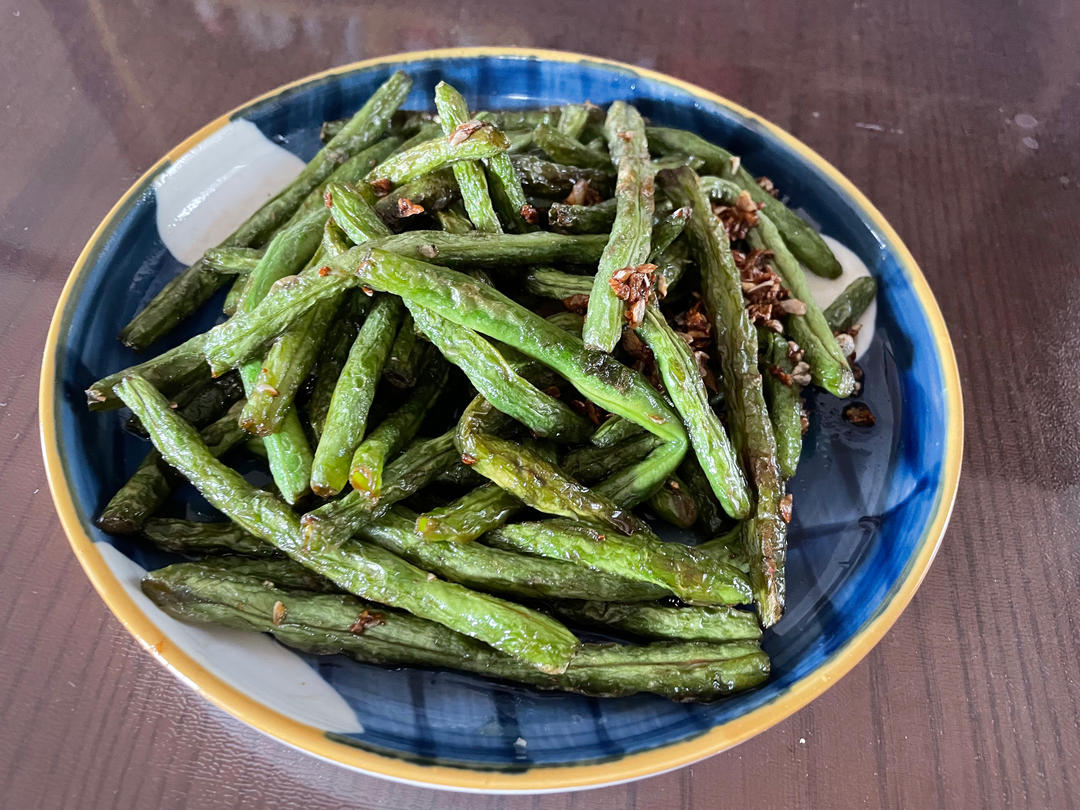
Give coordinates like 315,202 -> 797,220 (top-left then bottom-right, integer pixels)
85,334 -> 208,411
255,415 -> 314,505
223,274 -> 251,318
117,376 -> 579,673
203,246 -> 263,274
748,213 -> 854,396
180,372 -> 244,424
564,428 -> 691,528
302,430 -> 459,546
240,221 -> 351,437
553,600 -> 762,643
637,306 -> 750,518
525,209 -> 687,301
348,351 -> 447,496
661,166 -> 786,626
524,268 -> 591,299
591,413 -> 646,447
485,159 -> 538,234
583,102 -> 655,352
119,71 -> 412,349
93,95 -> 822,700
308,70 -> 411,162
408,305 -> 592,443
190,555 -> 338,592
432,461 -> 485,488
413,484 -> 521,543
365,229 -> 609,268
96,403 -> 248,534
305,190 -> 393,453
285,137 -> 403,229
374,169 -> 458,225
232,211 -> 325,503
456,396 -> 648,535
388,121 -> 443,153
545,311 -> 584,336
534,124 -> 611,170
651,154 -> 706,173
434,82 -> 502,233
434,207 -> 474,235
647,126 -> 842,278
467,118 -> 539,234
307,296 -> 366,439
334,248 -> 688,496
561,433 -> 662,483
234,210 -> 326,313
396,110 -> 440,131
646,475 -> 699,529
824,276 -> 878,333
365,122 -> 509,186
344,250 -> 683,436
321,208 -> 360,257
311,295 -> 402,496
508,155 -> 612,197
323,527 -> 580,670
423,420 -> 681,539
125,371 -> 243,438
142,518 -> 283,558
144,562 -> 767,699
678,455 -> 730,535
97,453 -> 176,535
349,632 -> 769,699
575,220 -> 690,449
548,198 -> 617,233
485,519 -> 752,606
654,238 -> 693,293
761,330 -> 805,480
368,430 -> 463,504
320,119 -> 347,142
698,528 -> 751,574
578,106 -> 609,144
227,207 -> 345,322
556,104 -> 589,140
502,129 -> 535,154
590,441 -> 687,515
652,206 -> 692,254
478,108 -> 560,130
380,311 -> 423,387
201,261 -> 362,375
325,182 -> 389,244
363,507 -> 662,600
578,369 -> 669,514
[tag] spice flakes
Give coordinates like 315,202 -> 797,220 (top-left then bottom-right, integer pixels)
608,263 -> 658,329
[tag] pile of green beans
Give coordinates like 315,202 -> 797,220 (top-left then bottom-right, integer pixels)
88,74 -> 878,701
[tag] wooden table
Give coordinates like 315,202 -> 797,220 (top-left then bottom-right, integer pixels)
3,1 -> 1078,807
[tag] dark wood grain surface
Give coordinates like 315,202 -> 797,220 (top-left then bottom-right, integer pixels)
3,1 -> 1078,807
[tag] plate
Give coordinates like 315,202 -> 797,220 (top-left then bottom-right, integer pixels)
40,48 -> 962,792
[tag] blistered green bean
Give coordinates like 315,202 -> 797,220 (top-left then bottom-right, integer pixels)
660,166 -> 786,626
582,102 -> 654,352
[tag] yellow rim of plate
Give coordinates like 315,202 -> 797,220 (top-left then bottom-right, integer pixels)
39,47 -> 963,793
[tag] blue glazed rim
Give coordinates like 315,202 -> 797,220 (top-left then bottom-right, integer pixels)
40,48 -> 963,792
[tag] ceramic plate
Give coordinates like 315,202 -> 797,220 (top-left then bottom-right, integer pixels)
40,48 -> 962,792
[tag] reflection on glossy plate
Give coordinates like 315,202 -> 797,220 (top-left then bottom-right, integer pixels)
39,48 -> 962,793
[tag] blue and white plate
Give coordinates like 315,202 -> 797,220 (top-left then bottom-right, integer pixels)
40,48 -> 962,792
